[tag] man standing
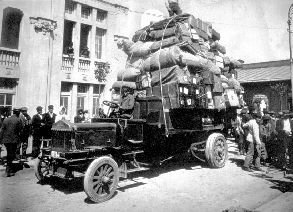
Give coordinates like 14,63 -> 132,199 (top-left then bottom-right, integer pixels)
31,106 -> 44,158
165,0 -> 182,17
276,110 -> 293,169
74,108 -> 84,123
242,112 -> 263,172
42,105 -> 56,139
16,107 -> 31,160
0,108 -> 23,177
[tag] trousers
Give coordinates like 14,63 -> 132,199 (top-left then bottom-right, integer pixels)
244,142 -> 261,168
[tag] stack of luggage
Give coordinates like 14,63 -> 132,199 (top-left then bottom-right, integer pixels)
113,13 -> 244,110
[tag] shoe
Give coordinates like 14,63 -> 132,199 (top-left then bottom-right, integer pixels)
243,167 -> 254,172
3,172 -> 15,177
254,167 -> 265,172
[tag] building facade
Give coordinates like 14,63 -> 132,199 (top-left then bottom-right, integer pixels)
239,60 -> 292,113
0,0 -> 149,121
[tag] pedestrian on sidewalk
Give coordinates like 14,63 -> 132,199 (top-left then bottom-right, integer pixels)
0,107 -> 23,177
234,110 -> 245,155
31,106 -> 44,158
16,107 -> 31,160
42,105 -> 56,139
242,112 -> 264,172
275,110 -> 293,170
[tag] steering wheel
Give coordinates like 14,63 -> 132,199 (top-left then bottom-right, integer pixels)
103,100 -> 120,109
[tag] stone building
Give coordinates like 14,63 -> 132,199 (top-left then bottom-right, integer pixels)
0,0 -> 164,121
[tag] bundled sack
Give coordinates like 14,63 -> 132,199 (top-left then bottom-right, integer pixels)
149,23 -> 190,40
112,81 -> 137,90
151,65 -> 190,87
229,58 -> 244,69
228,77 -> 241,91
179,51 -> 221,75
117,68 -> 142,82
150,36 -> 180,52
132,29 -> 150,42
141,45 -> 181,72
209,41 -> 226,54
126,56 -> 145,69
222,82 -> 229,89
220,74 -> 229,83
124,41 -> 153,57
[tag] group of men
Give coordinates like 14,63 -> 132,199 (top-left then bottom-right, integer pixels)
234,107 -> 293,172
0,105 -> 57,177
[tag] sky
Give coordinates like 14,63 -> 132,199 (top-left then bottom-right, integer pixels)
127,0 -> 293,64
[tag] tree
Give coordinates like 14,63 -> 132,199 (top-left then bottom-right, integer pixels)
270,83 -> 290,111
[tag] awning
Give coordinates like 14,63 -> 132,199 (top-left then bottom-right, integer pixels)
238,65 -> 290,83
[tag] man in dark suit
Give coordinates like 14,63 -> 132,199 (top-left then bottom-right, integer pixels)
0,107 -> 23,177
275,110 -> 293,169
74,108 -> 84,123
31,106 -> 44,158
42,105 -> 56,139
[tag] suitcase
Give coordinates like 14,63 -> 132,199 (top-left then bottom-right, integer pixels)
215,55 -> 224,69
188,15 -> 198,29
213,94 -> 226,110
212,29 -> 220,41
135,72 -> 151,90
225,89 -> 240,107
212,74 -> 223,93
202,71 -> 214,85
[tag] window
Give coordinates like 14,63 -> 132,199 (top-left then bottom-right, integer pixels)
0,78 -> 15,90
65,0 -> 75,14
63,21 -> 75,54
1,7 -> 23,49
78,84 -> 88,93
77,96 -> 85,110
95,28 -> 106,59
61,82 -> 72,92
0,94 -> 13,117
96,9 -> 107,23
81,6 -> 91,19
92,84 -> 104,116
80,24 -> 91,58
60,96 -> 69,114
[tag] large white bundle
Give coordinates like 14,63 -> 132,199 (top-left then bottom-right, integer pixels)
117,67 -> 142,82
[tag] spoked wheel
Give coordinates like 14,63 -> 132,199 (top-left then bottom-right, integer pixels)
205,133 -> 228,168
34,157 -> 52,182
84,156 -> 119,203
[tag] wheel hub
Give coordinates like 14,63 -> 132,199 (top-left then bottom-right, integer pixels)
101,176 -> 110,184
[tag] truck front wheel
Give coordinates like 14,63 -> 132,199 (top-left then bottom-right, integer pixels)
205,133 -> 228,168
84,156 -> 119,203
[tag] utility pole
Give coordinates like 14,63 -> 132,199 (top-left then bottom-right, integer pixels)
288,4 -> 293,110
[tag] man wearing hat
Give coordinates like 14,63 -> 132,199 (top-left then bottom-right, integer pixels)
0,107 -> 23,177
42,105 -> 57,139
16,107 -> 32,160
31,106 -> 45,158
275,110 -> 293,169
242,112 -> 263,172
74,108 -> 84,123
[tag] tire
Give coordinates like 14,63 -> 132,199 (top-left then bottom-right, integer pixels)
84,156 -> 119,203
205,133 -> 228,168
34,157 -> 51,182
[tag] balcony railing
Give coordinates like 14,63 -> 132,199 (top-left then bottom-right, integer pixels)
62,55 -> 74,72
78,58 -> 91,72
0,47 -> 20,67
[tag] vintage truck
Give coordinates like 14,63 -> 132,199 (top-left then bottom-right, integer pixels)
34,89 -> 237,203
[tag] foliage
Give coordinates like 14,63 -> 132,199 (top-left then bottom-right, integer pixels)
94,62 -> 110,82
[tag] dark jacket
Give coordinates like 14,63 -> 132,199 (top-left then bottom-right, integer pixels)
32,114 -> 44,137
0,114 -> 23,144
42,112 -> 56,139
74,115 -> 83,123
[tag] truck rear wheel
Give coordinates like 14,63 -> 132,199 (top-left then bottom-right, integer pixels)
84,156 -> 119,203
205,133 -> 228,168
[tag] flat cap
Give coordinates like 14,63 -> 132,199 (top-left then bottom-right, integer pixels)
36,106 -> 43,111
268,110 -> 275,115
21,107 -> 28,111
13,107 -> 21,111
262,115 -> 271,121
48,105 -> 54,109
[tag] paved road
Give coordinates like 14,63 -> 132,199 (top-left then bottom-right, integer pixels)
0,140 -> 293,212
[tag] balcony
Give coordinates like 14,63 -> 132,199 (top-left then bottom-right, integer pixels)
78,58 -> 91,72
61,55 -> 74,72
0,47 -> 20,78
